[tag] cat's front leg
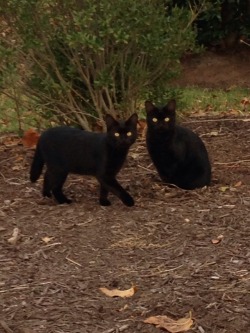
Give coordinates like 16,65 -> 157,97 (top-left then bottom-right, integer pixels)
99,185 -> 111,206
99,177 -> 134,207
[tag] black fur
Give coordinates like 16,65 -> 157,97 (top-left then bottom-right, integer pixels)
30,113 -> 138,205
145,100 -> 211,190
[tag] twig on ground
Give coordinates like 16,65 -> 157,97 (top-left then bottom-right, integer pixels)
214,159 -> 250,165
0,321 -> 14,333
41,242 -> 62,249
102,324 -> 130,333
183,118 -> 250,124
137,164 -> 153,172
240,39 -> 250,47
66,256 -> 82,267
139,264 -> 184,278
0,281 -> 51,294
35,284 -> 51,305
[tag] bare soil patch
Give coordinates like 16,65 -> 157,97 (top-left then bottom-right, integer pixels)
172,47 -> 250,88
0,51 -> 250,333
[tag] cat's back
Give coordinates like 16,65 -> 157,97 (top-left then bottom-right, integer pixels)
40,126 -> 105,149
174,124 -> 208,153
38,126 -> 106,173
41,126 -> 101,138
146,124 -> 199,152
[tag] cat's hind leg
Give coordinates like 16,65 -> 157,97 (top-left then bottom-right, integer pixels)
42,170 -> 52,198
50,171 -> 72,204
174,166 -> 208,190
99,185 -> 111,206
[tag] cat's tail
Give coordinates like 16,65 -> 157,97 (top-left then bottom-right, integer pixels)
30,143 -> 44,182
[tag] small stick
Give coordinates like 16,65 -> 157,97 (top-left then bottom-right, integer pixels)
0,281 -> 51,293
214,159 -> 250,165
0,321 -> 14,333
240,39 -> 250,47
66,256 -> 82,267
138,164 -> 153,172
183,118 -> 250,124
41,242 -> 62,249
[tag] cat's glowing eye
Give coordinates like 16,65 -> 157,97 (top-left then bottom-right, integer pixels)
164,117 -> 170,122
127,131 -> 132,137
152,118 -> 158,123
114,132 -> 120,137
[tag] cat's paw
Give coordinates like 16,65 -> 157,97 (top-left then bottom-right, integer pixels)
43,190 -> 52,198
100,198 -> 111,206
52,190 -> 72,204
58,199 -> 72,205
64,198 -> 72,204
57,197 -> 72,204
122,194 -> 134,207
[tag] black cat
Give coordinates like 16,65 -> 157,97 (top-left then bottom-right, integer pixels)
145,100 -> 211,190
30,113 -> 138,205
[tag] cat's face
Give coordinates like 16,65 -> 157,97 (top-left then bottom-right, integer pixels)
105,113 -> 138,148
145,100 -> 176,132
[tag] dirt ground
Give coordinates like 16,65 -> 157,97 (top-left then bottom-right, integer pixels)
172,47 -> 250,88
0,50 -> 250,333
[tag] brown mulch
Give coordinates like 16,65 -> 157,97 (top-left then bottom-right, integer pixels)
0,116 -> 250,333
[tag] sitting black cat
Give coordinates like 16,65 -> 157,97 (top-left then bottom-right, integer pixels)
30,113 -> 138,205
145,100 -> 211,190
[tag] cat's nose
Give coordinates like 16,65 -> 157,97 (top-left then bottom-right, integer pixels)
157,123 -> 165,129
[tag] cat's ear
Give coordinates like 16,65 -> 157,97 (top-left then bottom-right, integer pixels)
166,99 -> 176,113
126,113 -> 138,127
105,114 -> 118,131
145,101 -> 155,113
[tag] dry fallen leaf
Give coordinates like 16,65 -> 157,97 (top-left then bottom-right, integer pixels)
131,152 -> 139,159
93,120 -> 104,132
99,285 -> 137,298
227,108 -> 239,116
2,136 -> 21,146
8,227 -> 20,245
12,165 -> 23,171
22,129 -> 40,148
219,186 -> 230,192
42,236 -> 54,244
118,304 -> 129,312
144,312 -> 193,333
234,181 -> 242,187
211,234 -> 224,244
210,130 -> 219,137
137,119 -> 147,137
241,97 -> 250,105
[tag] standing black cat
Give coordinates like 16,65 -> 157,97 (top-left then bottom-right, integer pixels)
145,100 -> 211,190
30,113 -> 138,205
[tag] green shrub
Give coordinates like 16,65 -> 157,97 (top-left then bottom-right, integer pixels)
173,0 -> 250,47
0,0 -> 198,130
